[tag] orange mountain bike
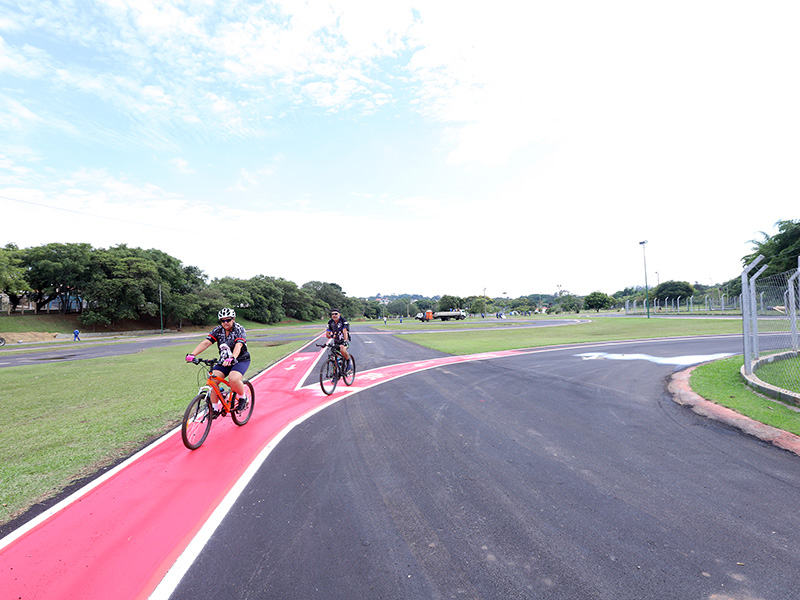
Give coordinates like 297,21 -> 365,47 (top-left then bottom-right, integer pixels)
181,357 -> 256,449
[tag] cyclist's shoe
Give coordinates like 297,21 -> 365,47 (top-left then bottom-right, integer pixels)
236,396 -> 249,412
211,406 -> 222,419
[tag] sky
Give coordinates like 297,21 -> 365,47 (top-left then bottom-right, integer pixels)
1,1 -> 799,300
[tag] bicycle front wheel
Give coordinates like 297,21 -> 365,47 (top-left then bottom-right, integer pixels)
320,357 -> 338,395
182,392 -> 213,450
343,355 -> 356,386
231,380 -> 255,426
0,337 -> 5,347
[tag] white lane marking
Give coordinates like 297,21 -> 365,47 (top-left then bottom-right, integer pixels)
575,352 -> 733,366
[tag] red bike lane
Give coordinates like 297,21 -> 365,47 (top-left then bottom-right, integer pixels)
0,343 -> 528,600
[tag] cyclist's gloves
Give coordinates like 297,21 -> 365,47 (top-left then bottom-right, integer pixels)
185,353 -> 196,362
222,357 -> 236,367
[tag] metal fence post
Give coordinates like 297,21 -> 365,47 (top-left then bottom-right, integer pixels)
741,255 -> 764,376
750,264 -> 768,363
791,260 -> 800,352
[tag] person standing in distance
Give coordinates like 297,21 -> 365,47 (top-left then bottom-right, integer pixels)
325,308 -> 351,366
185,308 -> 251,412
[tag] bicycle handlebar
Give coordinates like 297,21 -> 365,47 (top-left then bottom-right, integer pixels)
191,357 -> 217,365
188,357 -> 233,367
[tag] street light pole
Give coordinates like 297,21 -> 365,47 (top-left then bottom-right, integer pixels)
639,241 -> 650,319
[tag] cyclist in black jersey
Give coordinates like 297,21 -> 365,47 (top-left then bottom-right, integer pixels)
325,308 -> 351,363
185,307 -> 251,410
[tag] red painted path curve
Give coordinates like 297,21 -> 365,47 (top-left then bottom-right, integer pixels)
0,344 -> 528,600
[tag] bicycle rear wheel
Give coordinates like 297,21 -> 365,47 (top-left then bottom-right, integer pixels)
182,392 -> 213,450
231,380 -> 255,426
320,357 -> 338,395
343,355 -> 356,386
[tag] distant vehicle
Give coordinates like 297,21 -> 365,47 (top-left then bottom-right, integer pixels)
415,309 -> 467,322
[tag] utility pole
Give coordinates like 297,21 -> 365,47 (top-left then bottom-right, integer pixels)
639,241 -> 650,319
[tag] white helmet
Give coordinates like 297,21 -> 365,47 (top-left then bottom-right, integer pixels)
218,307 -> 236,320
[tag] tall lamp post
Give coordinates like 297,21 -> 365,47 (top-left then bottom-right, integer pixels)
639,240 -> 650,319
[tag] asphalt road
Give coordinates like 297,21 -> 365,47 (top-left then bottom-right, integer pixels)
0,328 -> 320,368
167,328 -> 800,600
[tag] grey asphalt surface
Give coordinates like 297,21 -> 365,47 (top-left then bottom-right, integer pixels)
169,328 -> 800,600
0,328 -> 320,368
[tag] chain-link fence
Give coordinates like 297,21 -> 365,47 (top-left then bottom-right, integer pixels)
624,294 -> 741,315
741,255 -> 800,403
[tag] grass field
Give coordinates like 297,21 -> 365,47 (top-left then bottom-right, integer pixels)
1,314 -> 794,528
384,315 -> 744,355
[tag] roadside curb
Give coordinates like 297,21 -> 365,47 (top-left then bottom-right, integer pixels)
669,367 -> 800,457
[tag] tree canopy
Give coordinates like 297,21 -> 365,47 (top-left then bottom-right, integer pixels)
584,291 -> 613,312
744,219 -> 800,276
3,243 -> 363,328
651,281 -> 695,302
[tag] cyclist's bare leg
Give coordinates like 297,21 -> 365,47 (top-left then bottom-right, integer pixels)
339,344 -> 350,361
211,368 -> 245,399
226,370 -> 246,397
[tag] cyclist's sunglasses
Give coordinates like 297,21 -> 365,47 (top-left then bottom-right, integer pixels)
220,318 -> 233,323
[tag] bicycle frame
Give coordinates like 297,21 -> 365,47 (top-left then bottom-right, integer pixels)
196,359 -> 238,415
319,341 -> 345,368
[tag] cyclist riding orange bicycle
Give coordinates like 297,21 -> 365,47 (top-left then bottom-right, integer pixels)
325,308 -> 351,368
185,307 -> 251,413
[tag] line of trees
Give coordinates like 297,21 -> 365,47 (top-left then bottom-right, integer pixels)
3,221 -> 795,324
0,243 -> 364,328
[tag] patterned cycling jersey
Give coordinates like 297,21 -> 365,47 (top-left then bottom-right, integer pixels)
326,317 -> 350,344
206,322 -> 250,361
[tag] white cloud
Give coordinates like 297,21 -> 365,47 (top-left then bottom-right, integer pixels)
168,157 -> 194,174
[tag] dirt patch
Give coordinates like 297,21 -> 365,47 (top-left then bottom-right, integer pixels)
0,332 -> 61,343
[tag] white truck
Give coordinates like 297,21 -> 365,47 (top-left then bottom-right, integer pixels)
415,309 -> 467,322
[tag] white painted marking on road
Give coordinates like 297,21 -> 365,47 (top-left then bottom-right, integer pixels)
575,352 -> 733,366
285,364 -> 297,371
358,372 -> 386,381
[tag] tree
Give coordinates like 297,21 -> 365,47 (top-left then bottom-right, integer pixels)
275,278 -> 321,321
386,299 -> 408,317
302,281 -> 347,311
208,276 -> 284,324
415,297 -> 434,311
21,242 -> 93,313
470,296 -> 487,315
0,244 -> 29,312
744,219 -> 800,276
558,294 -> 582,313
245,275 -> 285,324
363,300 -> 383,319
438,294 -> 463,311
81,246 -> 160,326
584,291 -> 613,312
652,281 -> 695,303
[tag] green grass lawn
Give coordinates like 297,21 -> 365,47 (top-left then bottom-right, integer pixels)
689,355 -> 800,435
396,316 -> 743,355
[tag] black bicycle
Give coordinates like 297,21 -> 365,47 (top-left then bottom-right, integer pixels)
0,336 -> 5,347
316,341 -> 356,395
